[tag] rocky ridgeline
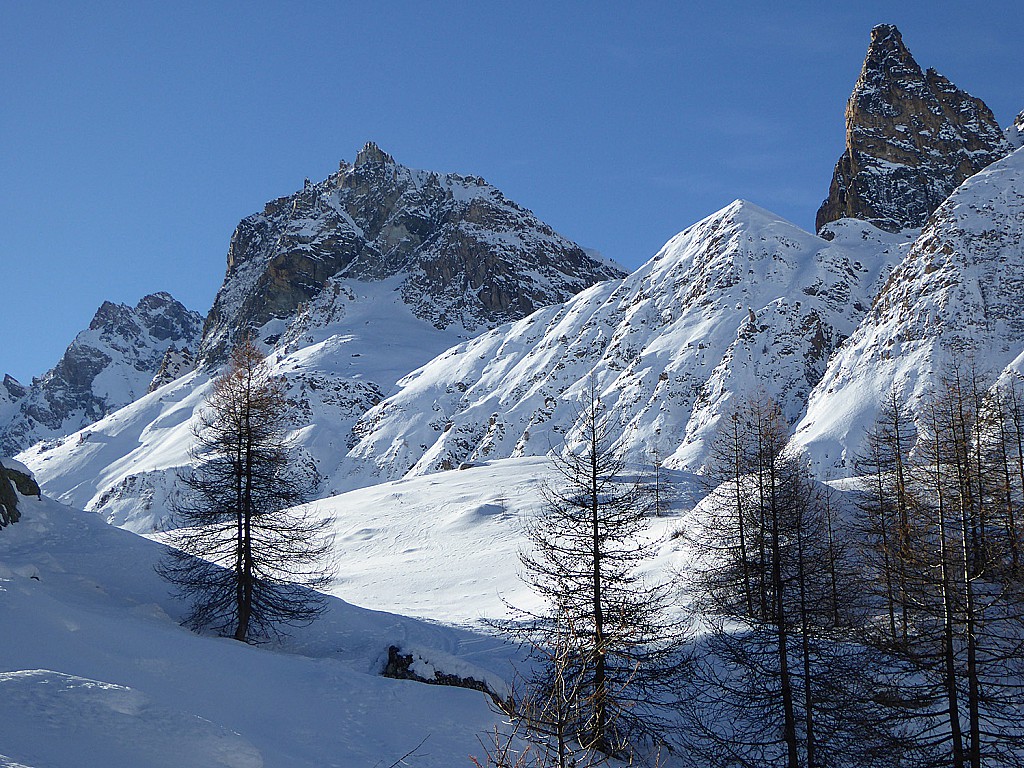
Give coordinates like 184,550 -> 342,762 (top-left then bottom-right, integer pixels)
341,202 -> 910,486
0,293 -> 203,454
199,141 -> 624,362
816,24 -> 1012,234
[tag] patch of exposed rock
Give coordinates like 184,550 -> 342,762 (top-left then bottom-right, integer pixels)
148,345 -> 195,392
0,459 -> 37,528
816,24 -> 1012,234
381,645 -> 504,708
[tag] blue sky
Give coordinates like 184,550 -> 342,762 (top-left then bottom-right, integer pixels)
2,1 -> 1021,383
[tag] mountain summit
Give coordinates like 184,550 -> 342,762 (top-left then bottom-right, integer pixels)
0,293 -> 203,454
199,142 -> 624,361
815,24 -> 1011,233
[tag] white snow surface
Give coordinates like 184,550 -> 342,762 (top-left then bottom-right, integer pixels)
342,202 -> 909,485
0,491 -> 524,767
0,458 -> 692,767
796,145 -> 1024,471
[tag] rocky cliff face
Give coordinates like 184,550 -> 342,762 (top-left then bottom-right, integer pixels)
199,142 -> 624,362
798,146 -> 1024,470
816,24 -> 1012,234
0,293 -> 203,454
148,345 -> 195,392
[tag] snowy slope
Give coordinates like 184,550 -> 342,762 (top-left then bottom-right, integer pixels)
19,278 -> 475,532
795,145 -> 1024,471
314,456 -> 692,625
0,293 -> 203,455
0,451 -> 697,767
0,491 -> 519,768
340,201 -> 910,487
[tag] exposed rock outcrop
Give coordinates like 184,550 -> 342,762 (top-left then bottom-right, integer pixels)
148,345 -> 195,392
1008,110 -> 1024,149
199,142 -> 624,362
816,24 -> 1012,233
0,459 -> 36,528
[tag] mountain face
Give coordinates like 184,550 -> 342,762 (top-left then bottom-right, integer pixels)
19,148 -> 624,530
341,202 -> 910,487
0,293 -> 203,454
815,24 -> 1012,234
199,141 -> 623,362
797,146 -> 1024,470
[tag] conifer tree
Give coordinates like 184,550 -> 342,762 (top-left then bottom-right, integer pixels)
157,337 -> 333,643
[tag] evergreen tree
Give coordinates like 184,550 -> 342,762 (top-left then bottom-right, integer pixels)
683,396 -> 905,768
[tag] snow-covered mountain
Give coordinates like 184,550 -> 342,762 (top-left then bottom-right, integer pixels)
0,293 -> 203,455
796,145 -> 1024,470
19,146 -> 624,530
815,24 -> 1012,234
340,201 -> 911,486
199,141 -> 623,362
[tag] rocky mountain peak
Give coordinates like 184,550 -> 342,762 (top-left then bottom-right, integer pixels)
199,145 -> 624,362
2,375 -> 26,402
0,294 -> 203,454
354,141 -> 395,168
815,24 -> 1012,234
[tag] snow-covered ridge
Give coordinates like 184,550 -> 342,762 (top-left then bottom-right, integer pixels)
796,145 -> 1024,470
340,200 -> 910,487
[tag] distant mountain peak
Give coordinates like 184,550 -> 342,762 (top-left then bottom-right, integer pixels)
815,24 -> 1012,233
0,293 -> 203,454
354,141 -> 395,168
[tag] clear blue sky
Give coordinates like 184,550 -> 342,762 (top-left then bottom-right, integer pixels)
2,1 -> 1021,383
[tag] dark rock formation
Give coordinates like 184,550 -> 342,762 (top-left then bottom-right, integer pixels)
199,142 -> 624,362
1008,110 -> 1024,149
0,460 -> 35,528
816,24 -> 1012,233
148,344 -> 195,392
381,645 -> 504,707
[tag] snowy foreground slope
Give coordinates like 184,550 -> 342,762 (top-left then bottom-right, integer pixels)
0,457 -> 690,767
0,491 -> 519,768
342,201 -> 910,485
795,145 -> 1024,470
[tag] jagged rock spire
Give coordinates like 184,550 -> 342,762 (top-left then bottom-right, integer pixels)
815,24 -> 1012,233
